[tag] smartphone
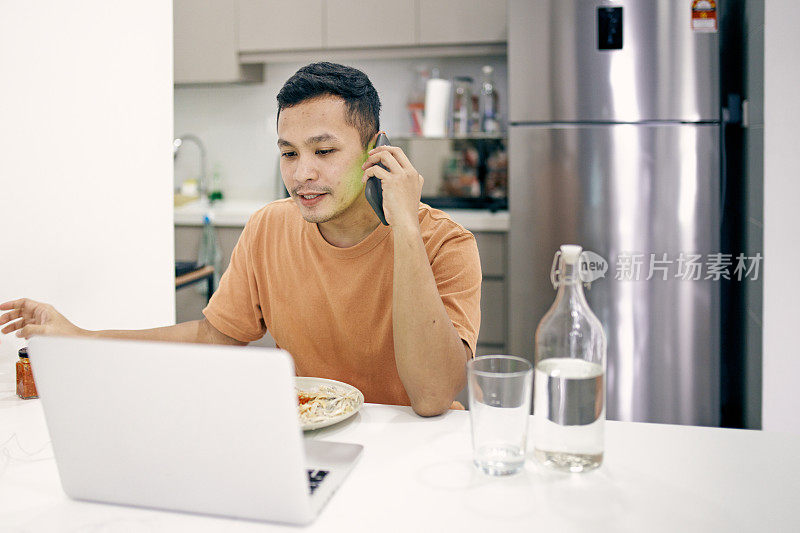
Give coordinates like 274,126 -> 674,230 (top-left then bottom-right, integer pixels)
364,132 -> 390,226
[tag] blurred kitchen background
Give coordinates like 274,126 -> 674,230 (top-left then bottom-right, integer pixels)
172,1 -> 512,358
171,1 -> 764,429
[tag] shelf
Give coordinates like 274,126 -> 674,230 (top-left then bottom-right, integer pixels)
422,197 -> 507,212
393,133 -> 506,142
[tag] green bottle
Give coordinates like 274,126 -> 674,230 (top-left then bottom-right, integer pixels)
208,164 -> 224,203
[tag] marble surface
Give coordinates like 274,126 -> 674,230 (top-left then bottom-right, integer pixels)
2,395 -> 799,532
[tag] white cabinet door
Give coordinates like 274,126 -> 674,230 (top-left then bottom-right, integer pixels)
174,0 -> 239,83
474,231 -> 507,349
479,279 -> 506,346
418,0 -> 507,45
326,0 -> 416,48
238,0 -> 324,52
474,232 -> 505,278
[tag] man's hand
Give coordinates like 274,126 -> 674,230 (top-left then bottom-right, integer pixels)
361,144 -> 423,230
1,298 -> 246,346
0,298 -> 84,340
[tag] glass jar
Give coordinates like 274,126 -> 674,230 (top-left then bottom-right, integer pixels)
16,347 -> 38,399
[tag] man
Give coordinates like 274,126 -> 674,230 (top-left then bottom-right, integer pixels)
0,63 -> 482,416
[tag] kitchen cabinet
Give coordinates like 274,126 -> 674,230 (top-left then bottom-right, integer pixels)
175,223 -> 277,347
173,0 -> 262,84
418,0 -> 507,45
175,1 -> 507,76
326,0 -> 416,49
478,279 -> 505,345
237,0 -> 507,58
473,231 -> 507,353
174,225 -> 241,321
237,0 -> 324,52
175,226 -> 242,284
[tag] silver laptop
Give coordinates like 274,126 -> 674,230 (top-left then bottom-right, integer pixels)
27,336 -> 363,525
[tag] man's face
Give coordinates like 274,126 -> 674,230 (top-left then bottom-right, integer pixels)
277,96 -> 369,224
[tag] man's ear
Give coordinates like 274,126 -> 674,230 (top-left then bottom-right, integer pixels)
367,132 -> 379,151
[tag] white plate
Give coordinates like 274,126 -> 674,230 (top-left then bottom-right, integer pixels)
295,377 -> 364,431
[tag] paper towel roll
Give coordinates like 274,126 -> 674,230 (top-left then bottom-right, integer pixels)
422,78 -> 452,137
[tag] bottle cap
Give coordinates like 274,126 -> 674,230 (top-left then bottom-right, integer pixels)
18,347 -> 28,359
560,244 -> 583,264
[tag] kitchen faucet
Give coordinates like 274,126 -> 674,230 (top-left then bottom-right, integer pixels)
173,134 -> 207,200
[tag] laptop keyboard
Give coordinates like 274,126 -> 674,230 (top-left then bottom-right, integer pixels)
307,469 -> 330,495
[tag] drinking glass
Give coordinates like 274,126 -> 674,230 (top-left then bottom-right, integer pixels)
467,355 -> 533,475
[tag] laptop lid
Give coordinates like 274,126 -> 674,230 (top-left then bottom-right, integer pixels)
28,336 -> 315,524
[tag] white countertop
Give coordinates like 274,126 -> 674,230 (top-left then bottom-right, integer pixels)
174,199 -> 509,232
2,396 -> 798,532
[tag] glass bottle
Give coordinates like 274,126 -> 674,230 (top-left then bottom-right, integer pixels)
478,65 -> 499,134
16,347 -> 38,399
451,76 -> 473,136
407,65 -> 430,136
198,213 -> 222,290
533,244 -> 606,472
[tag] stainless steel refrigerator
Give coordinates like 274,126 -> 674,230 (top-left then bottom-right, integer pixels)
508,0 -> 721,426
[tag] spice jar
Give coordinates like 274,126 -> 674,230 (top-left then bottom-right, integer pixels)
16,347 -> 38,399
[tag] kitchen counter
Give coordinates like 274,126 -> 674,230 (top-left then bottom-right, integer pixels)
2,395 -> 798,532
174,199 -> 268,227
174,199 -> 509,232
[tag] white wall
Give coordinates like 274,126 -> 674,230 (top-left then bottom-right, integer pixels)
174,56 -> 508,201
0,3 -> 175,369
763,0 -> 800,433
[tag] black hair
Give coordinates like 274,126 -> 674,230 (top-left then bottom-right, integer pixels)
276,62 -> 381,148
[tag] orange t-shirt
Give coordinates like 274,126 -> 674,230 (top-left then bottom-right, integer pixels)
203,198 -> 482,405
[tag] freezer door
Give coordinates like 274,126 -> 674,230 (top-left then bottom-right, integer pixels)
508,0 -> 719,122
509,124 -> 720,426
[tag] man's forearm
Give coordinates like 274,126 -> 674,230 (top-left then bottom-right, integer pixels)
392,225 -> 468,416
88,319 -> 245,346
